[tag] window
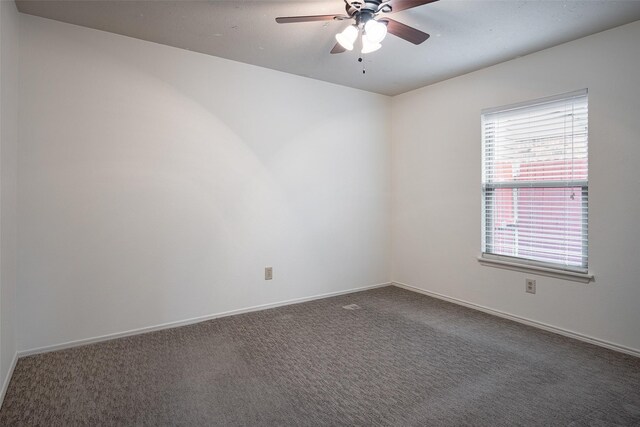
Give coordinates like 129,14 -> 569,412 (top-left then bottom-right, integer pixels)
481,90 -> 588,273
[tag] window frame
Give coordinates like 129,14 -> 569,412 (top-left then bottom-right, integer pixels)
479,90 -> 593,282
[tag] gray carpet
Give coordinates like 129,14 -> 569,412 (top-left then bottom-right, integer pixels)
1,286 -> 639,426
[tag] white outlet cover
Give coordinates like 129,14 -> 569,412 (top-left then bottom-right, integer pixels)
526,279 -> 536,293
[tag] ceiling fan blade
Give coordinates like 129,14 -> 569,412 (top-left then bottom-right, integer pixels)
330,43 -> 347,54
386,0 -> 439,13
275,15 -> 340,24
381,18 -> 430,45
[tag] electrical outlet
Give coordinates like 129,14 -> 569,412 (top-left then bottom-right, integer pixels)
265,267 -> 273,280
526,278 -> 536,294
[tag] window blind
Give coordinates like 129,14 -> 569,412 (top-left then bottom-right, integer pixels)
481,89 -> 588,272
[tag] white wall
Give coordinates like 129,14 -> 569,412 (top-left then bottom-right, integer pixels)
392,21 -> 640,352
0,0 -> 20,397
18,15 -> 391,352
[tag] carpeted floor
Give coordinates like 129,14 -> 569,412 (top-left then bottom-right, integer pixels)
1,286 -> 639,426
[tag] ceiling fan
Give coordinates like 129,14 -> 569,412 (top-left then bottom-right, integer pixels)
276,0 -> 438,55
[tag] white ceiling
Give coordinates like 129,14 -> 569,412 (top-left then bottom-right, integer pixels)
15,0 -> 640,96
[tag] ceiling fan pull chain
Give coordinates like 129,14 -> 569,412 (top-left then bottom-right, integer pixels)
358,56 -> 366,74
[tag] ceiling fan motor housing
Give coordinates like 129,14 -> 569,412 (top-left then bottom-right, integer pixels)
345,0 -> 390,26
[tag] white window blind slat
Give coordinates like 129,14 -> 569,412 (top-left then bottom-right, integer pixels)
481,90 -> 588,272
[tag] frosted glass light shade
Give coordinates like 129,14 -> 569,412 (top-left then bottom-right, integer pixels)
364,19 -> 387,44
335,25 -> 358,51
361,34 -> 382,54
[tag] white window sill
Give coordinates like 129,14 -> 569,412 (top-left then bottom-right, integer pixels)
477,255 -> 594,283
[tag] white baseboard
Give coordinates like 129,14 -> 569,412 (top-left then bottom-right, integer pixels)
392,281 -> 640,358
18,282 -> 392,358
0,351 -> 18,407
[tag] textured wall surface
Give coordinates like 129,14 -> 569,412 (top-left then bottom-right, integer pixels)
18,15 -> 391,352
0,0 -> 20,400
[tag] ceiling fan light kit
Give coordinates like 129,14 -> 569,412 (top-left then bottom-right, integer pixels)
276,0 -> 437,57
336,24 -> 359,51
361,36 -> 382,54
364,19 -> 387,44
